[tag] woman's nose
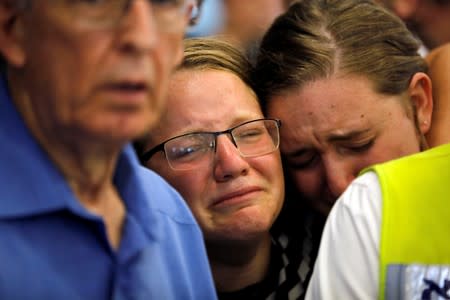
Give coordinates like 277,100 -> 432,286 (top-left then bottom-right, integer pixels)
213,135 -> 250,181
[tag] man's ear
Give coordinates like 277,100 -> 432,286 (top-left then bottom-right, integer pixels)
0,0 -> 26,67
185,0 -> 198,26
392,0 -> 419,20
408,72 -> 433,135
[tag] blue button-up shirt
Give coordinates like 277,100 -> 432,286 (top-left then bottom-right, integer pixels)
0,76 -> 217,299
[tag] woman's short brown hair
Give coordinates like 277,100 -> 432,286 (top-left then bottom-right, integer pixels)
253,0 -> 427,109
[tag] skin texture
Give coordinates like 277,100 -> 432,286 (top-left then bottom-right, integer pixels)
0,0 -> 190,247
267,73 -> 432,216
145,69 -> 285,244
10,2 -> 185,148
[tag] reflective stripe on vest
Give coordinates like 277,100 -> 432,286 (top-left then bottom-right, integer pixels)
385,264 -> 450,299
362,143 -> 450,300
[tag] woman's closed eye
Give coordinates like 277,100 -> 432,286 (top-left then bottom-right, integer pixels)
169,143 -> 210,161
344,139 -> 374,153
286,152 -> 319,170
236,128 -> 265,141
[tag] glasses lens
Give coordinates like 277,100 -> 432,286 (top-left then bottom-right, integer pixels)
164,133 -> 214,170
65,0 -> 126,28
64,0 -> 188,31
232,120 -> 280,157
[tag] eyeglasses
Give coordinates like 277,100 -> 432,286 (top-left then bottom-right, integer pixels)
140,118 -> 281,170
45,0 -> 196,32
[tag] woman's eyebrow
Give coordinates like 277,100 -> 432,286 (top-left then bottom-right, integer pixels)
327,128 -> 371,143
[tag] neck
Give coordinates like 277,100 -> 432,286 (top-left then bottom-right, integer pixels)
53,144 -> 126,250
207,234 -> 272,292
8,71 -> 126,249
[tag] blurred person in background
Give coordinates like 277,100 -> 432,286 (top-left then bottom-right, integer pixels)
376,0 -> 450,50
188,0 -> 291,60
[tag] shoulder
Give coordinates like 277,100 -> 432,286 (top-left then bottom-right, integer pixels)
133,168 -> 218,299
322,171 -> 382,255
117,145 -> 198,226
305,172 -> 382,299
334,171 -> 382,218
367,143 -> 450,187
135,166 -> 198,225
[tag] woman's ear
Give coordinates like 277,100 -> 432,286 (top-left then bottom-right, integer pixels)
408,72 -> 433,135
0,0 -> 27,68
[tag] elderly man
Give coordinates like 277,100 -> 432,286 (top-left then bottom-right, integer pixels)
0,0 -> 216,299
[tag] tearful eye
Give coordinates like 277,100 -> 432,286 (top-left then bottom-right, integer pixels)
236,128 -> 264,140
166,138 -> 214,163
169,144 -> 203,159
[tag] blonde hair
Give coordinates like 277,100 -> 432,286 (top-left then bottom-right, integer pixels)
179,37 -> 254,88
134,37 -> 256,157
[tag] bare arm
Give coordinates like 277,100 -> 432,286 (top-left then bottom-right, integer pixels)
425,43 -> 450,147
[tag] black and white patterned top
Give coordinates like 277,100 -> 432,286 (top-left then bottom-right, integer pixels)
217,203 -> 325,300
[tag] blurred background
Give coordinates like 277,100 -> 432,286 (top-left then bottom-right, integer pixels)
187,0 -> 293,60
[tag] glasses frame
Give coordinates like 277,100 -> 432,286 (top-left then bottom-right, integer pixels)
26,0 -> 197,32
120,0 -> 195,25
140,118 -> 281,167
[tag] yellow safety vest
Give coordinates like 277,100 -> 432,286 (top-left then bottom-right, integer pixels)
365,143 -> 450,300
